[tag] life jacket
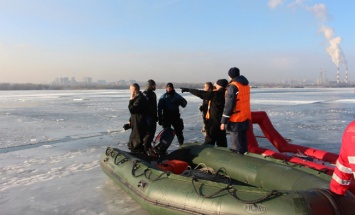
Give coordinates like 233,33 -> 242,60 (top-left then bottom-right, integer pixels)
205,100 -> 211,119
229,81 -> 251,122
330,121 -> 355,195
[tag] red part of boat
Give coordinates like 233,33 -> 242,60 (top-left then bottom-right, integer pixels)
247,111 -> 355,194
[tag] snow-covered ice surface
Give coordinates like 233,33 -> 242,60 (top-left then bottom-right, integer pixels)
0,88 -> 354,215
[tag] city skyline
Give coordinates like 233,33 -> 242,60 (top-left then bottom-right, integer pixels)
50,71 -> 349,86
0,1 -> 354,84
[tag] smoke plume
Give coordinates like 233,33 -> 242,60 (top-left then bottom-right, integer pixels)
268,0 -> 348,72
320,26 -> 342,67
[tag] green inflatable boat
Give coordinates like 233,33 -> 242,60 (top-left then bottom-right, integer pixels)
100,144 -> 355,215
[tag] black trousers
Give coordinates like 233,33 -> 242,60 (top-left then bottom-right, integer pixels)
204,120 -> 227,147
143,116 -> 157,148
162,115 -> 184,144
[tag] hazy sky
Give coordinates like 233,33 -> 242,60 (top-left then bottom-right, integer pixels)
0,0 -> 354,84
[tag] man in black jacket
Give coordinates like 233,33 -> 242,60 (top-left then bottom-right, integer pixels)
142,79 -> 157,155
181,79 -> 228,147
127,83 -> 148,153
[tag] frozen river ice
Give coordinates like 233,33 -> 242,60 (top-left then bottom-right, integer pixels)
0,88 -> 354,214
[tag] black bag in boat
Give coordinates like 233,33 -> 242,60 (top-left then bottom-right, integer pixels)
153,127 -> 175,155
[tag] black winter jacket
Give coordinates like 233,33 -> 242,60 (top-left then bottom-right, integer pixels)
128,91 -> 148,150
143,89 -> 157,121
188,88 -> 226,125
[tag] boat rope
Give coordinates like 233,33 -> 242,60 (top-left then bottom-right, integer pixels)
191,176 -> 231,198
227,189 -> 282,204
105,147 -> 129,165
131,160 -> 146,177
188,163 -> 282,203
146,170 -> 171,182
182,165 -> 230,183
193,178 -> 282,204
115,154 -> 128,165
131,160 -> 171,180
105,147 -> 113,156
189,165 -> 233,198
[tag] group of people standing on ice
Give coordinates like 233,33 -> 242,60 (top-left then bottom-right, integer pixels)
125,66 -> 251,156
125,79 -> 187,156
181,67 -> 251,154
124,66 -> 355,197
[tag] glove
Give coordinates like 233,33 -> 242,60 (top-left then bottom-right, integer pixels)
199,105 -> 204,112
158,117 -> 163,125
181,88 -> 189,93
123,123 -> 131,130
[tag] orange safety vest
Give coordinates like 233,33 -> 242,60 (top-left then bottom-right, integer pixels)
330,121 -> 355,195
205,100 -> 211,119
229,81 -> 251,122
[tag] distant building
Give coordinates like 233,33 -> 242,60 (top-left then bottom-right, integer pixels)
83,77 -> 92,84
128,80 -> 136,84
117,80 -> 126,85
97,80 -> 107,85
62,77 -> 69,84
52,77 -> 70,85
70,77 -> 76,84
52,78 -> 59,85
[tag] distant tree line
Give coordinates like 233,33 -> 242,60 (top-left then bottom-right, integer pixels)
0,82 -> 206,90
0,83 -> 55,90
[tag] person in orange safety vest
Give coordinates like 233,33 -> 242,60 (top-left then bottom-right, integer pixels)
330,121 -> 355,195
220,67 -> 251,154
199,82 -> 214,135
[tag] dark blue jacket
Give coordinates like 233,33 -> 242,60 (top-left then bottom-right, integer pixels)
158,90 -> 187,118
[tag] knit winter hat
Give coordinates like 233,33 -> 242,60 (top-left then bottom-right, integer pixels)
146,79 -> 156,89
228,67 -> 240,78
216,79 -> 228,88
166,82 -> 174,89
